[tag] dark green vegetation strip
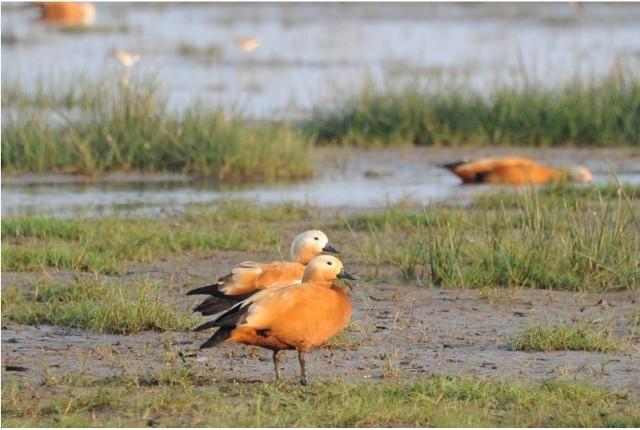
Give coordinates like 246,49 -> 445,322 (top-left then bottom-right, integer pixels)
509,324 -> 622,353
3,70 -> 640,177
2,279 -> 195,334
1,201 -> 314,274
2,373 -> 638,427
306,69 -> 640,147
1,76 -> 312,178
345,184 -> 640,291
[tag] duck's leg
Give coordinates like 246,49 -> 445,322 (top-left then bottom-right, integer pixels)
273,351 -> 281,381
298,351 -> 308,386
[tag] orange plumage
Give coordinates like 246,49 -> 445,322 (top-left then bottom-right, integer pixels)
186,230 -> 339,316
441,156 -> 592,185
32,2 -> 96,26
195,255 -> 357,385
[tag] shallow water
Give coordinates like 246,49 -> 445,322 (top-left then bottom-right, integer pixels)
3,147 -> 640,218
3,2 -> 640,119
3,4 -> 640,217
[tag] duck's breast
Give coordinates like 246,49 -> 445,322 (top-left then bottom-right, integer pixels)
269,285 -> 351,351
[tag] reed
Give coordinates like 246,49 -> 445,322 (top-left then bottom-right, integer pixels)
1,75 -> 313,179
306,69 -> 640,147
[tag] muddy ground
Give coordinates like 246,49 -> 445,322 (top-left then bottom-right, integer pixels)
3,251 -> 639,390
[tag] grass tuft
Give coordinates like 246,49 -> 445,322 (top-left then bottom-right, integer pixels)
1,278 -> 195,334
509,323 -> 623,352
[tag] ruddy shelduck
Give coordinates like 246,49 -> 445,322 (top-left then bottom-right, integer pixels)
186,230 -> 339,316
32,2 -> 96,27
441,156 -> 592,185
195,255 -> 358,385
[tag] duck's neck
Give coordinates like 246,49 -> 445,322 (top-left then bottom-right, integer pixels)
295,248 -> 316,265
301,276 -> 333,287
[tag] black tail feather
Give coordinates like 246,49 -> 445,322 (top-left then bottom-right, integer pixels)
212,302 -> 250,329
186,283 -> 223,297
439,161 -> 466,171
194,296 -> 239,316
193,298 -> 250,332
200,328 -> 231,349
191,289 -> 258,315
194,319 -> 220,332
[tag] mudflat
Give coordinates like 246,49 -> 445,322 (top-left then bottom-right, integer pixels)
3,252 -> 638,388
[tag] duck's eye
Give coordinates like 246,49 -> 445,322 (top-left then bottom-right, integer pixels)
327,261 -> 333,265
314,237 -> 319,240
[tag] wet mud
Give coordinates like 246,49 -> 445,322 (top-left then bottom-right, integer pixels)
3,251 -> 639,390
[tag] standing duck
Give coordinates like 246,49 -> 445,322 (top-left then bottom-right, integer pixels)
194,255 -> 357,385
186,230 -> 339,316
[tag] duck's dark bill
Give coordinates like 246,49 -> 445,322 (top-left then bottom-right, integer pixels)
337,270 -> 358,281
323,244 -> 340,254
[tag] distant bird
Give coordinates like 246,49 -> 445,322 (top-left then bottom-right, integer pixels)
194,255 -> 358,385
235,36 -> 260,53
115,50 -> 140,68
32,2 -> 96,27
440,156 -> 593,185
187,230 -> 339,316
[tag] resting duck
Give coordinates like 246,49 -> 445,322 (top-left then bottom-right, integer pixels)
32,2 -> 96,27
440,156 -> 592,185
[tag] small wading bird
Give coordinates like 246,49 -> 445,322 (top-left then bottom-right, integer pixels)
235,36 -> 260,53
186,230 -> 339,316
440,156 -> 592,185
32,2 -> 96,27
194,255 -> 358,385
115,50 -> 140,68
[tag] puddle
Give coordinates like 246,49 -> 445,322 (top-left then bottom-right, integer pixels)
3,147 -> 639,218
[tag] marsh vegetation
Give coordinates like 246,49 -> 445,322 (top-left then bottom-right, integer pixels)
306,69 -> 640,147
345,184 -> 640,290
3,69 -> 639,178
1,76 -> 312,179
